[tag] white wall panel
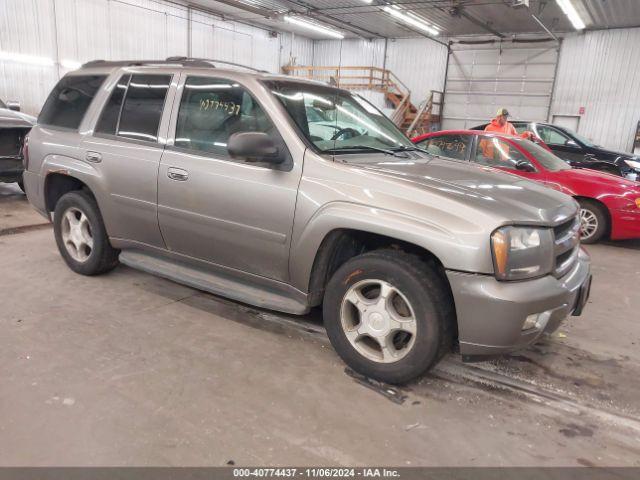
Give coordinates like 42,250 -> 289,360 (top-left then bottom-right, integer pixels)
551,28 -> 640,152
385,38 -> 448,107
0,0 -> 58,115
312,39 -> 385,68
0,0 -> 313,116
280,33 -> 314,69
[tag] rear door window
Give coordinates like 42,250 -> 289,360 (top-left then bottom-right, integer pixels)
38,75 -> 107,130
95,74 -> 131,135
116,74 -> 171,142
416,134 -> 471,161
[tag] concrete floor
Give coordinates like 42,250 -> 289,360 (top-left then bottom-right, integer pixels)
1,182 -> 639,467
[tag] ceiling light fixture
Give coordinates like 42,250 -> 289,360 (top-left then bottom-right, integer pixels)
383,6 -> 439,36
555,0 -> 585,30
0,51 -> 55,66
284,16 -> 345,39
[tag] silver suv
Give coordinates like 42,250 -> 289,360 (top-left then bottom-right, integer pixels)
23,58 -> 591,384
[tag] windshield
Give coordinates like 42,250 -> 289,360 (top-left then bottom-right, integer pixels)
266,80 -> 414,153
518,139 -> 571,171
0,99 -> 6,109
569,130 -> 596,147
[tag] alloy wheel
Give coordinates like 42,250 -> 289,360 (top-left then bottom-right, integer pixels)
61,207 -> 94,263
340,279 -> 417,363
579,208 -> 598,241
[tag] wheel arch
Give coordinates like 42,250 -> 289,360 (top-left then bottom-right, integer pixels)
574,195 -> 611,236
44,173 -> 94,212
306,228 -> 452,308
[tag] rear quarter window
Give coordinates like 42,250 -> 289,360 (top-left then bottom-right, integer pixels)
38,75 -> 107,130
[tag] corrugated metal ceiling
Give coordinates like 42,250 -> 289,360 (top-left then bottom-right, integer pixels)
187,0 -> 640,39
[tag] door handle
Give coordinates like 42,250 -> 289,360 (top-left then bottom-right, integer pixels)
85,151 -> 102,163
167,167 -> 189,181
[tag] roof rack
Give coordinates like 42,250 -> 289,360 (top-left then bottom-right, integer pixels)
81,57 -> 268,73
166,57 -> 269,73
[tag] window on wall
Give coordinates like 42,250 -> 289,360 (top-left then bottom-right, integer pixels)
39,75 -> 107,129
174,76 -> 278,158
474,136 -> 528,170
416,134 -> 471,161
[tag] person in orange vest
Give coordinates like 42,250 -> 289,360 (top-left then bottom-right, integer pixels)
481,108 -> 533,161
484,108 -> 533,138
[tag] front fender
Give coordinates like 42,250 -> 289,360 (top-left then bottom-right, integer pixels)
289,201 -> 493,293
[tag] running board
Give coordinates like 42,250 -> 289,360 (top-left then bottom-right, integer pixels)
119,250 -> 310,315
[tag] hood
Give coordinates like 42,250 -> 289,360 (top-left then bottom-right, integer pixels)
350,156 -> 577,225
590,145 -> 638,161
0,108 -> 36,128
556,166 -> 640,192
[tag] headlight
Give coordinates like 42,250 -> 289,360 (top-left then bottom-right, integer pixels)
624,159 -> 640,170
491,226 -> 555,281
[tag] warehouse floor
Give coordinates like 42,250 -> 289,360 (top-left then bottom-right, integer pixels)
1,183 -> 639,467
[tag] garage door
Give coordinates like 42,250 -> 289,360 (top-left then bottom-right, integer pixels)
442,42 -> 559,130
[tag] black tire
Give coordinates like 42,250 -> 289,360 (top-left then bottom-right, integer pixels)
577,199 -> 608,244
53,190 -> 119,275
323,249 -> 455,384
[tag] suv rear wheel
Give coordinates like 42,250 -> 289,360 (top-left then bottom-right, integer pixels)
323,249 -> 454,384
53,190 -> 119,275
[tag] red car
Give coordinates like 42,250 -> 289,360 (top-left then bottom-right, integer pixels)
413,130 -> 640,243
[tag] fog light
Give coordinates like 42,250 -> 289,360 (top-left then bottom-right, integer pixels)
522,311 -> 552,331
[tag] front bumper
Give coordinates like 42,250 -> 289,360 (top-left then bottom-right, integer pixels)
446,248 -> 591,357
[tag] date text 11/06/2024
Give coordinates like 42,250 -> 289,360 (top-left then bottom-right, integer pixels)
232,468 -> 401,478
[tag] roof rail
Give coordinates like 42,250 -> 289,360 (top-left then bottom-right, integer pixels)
165,56 -> 268,73
81,57 -> 268,73
81,59 -> 212,68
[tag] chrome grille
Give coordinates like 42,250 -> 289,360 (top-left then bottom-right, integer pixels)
553,216 -> 581,277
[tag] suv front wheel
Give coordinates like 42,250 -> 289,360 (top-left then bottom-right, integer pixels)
53,190 -> 119,275
323,249 -> 454,384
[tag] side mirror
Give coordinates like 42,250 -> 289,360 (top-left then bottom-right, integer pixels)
515,160 -> 535,172
228,132 -> 284,164
565,139 -> 578,147
6,101 -> 21,112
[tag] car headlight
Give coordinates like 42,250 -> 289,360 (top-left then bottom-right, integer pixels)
624,159 -> 640,170
491,226 -> 555,281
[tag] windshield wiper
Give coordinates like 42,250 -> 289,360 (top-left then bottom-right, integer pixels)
324,145 -> 409,158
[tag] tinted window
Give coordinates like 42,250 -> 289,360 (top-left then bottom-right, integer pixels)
416,134 -> 471,160
475,136 -> 530,170
117,74 -> 171,142
39,75 -> 107,129
95,74 -> 131,135
175,76 -> 279,158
